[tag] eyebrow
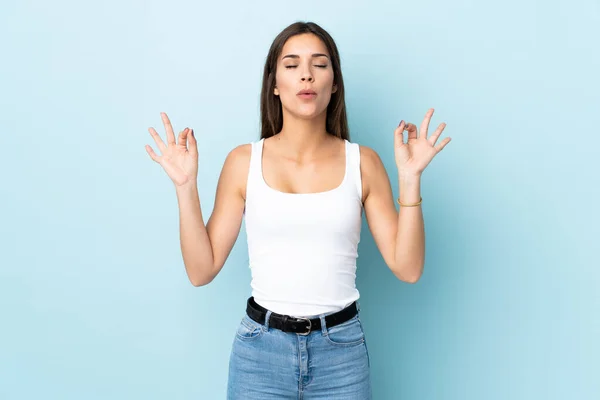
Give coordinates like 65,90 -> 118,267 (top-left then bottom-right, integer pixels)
281,53 -> 330,60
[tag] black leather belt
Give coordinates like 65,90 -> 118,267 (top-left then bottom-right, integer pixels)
246,296 -> 358,335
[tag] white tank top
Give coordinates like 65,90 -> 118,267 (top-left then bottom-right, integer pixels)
243,138 -> 363,317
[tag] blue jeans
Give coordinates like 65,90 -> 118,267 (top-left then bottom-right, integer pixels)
227,304 -> 372,399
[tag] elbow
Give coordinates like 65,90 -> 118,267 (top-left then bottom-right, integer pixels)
402,274 -> 421,284
188,267 -> 216,287
190,275 -> 214,287
190,278 -> 210,287
392,263 -> 423,284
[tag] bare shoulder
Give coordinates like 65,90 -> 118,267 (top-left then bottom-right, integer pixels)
358,145 -> 386,175
225,143 -> 252,165
218,143 -> 253,198
223,142 -> 252,170
358,145 -> 391,200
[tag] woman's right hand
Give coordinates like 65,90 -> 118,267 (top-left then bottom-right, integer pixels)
145,112 -> 198,187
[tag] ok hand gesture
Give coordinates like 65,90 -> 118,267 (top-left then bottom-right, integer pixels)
394,108 -> 451,177
145,112 -> 198,187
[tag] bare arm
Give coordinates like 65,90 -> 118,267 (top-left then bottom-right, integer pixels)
361,110 -> 451,283
146,112 -> 249,286
179,145 -> 249,286
361,146 -> 425,283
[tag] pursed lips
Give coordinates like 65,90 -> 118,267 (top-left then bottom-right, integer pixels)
297,90 -> 317,98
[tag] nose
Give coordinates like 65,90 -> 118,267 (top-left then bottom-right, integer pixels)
301,67 -> 314,82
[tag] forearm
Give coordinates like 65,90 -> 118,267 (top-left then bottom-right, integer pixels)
175,183 -> 215,286
393,174 -> 425,283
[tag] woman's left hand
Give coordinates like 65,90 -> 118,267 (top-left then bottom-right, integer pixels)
394,108 -> 451,177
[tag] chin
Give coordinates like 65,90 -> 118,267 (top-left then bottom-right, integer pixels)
296,110 -> 321,119
285,104 -> 328,120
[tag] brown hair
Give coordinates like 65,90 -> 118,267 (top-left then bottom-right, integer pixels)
260,21 -> 350,140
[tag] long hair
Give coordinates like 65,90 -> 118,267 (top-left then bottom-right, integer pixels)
260,22 -> 350,140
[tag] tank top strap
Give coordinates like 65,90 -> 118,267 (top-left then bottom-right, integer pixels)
344,140 -> 363,202
246,138 -> 265,199
250,138 -> 264,172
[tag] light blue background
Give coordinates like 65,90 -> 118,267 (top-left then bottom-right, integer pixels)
1,0 -> 599,399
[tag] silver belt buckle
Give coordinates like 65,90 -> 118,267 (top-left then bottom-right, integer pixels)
294,317 -> 312,335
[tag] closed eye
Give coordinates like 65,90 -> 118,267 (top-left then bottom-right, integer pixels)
285,65 -> 328,69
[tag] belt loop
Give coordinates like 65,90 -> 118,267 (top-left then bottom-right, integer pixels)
319,314 -> 328,334
265,310 -> 272,330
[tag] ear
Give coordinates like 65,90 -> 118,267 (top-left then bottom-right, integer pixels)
332,84 -> 338,94
274,86 -> 279,96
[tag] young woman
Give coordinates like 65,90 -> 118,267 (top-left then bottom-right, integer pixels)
145,21 -> 450,400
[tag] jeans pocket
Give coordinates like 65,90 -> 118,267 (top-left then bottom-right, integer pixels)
324,315 -> 365,347
235,315 -> 264,341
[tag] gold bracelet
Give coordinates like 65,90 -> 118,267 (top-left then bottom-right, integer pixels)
397,196 -> 422,207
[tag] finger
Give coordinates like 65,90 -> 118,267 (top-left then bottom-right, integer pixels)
405,122 -> 418,140
177,128 -> 189,148
428,123 -> 447,146
419,108 -> 434,139
148,127 -> 167,153
145,144 -> 161,163
394,120 -> 407,147
161,112 -> 176,146
435,137 -> 451,152
188,128 -> 198,155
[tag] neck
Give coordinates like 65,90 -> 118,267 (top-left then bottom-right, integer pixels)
276,110 -> 331,157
